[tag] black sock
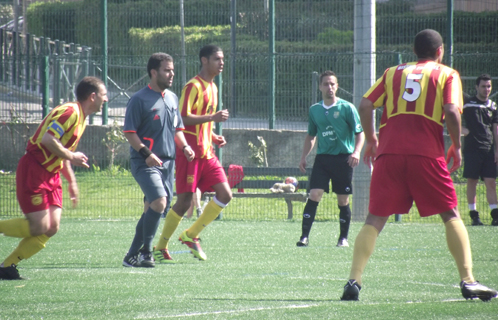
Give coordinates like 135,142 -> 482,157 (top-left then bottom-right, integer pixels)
301,199 -> 319,238
339,204 -> 351,239
142,207 -> 162,253
128,212 -> 145,255
491,208 -> 498,220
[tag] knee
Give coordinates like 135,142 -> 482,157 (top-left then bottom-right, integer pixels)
309,189 -> 323,202
173,197 -> 193,215
216,190 -> 232,205
45,225 -> 59,238
29,222 -> 50,237
149,197 -> 167,213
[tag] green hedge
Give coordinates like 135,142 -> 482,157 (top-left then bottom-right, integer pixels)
26,0 -> 498,55
376,11 -> 498,45
26,1 -> 80,44
28,0 -> 230,55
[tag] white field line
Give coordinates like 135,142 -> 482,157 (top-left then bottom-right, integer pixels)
135,304 -> 319,319
134,296 -> 471,319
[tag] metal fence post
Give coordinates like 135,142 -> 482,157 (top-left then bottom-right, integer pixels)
41,56 -> 50,118
12,31 -> 17,86
53,54 -> 60,108
311,71 -> 318,105
2,28 -> 8,83
215,73 -> 223,163
25,33 -> 31,91
38,37 -> 46,94
0,28 -> 3,82
268,0 -> 275,129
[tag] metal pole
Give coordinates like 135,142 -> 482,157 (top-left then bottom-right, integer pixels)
25,33 -> 30,91
230,0 -> 236,117
352,0 -> 376,222
0,29 -> 3,82
41,56 -> 49,118
311,71 -> 318,105
180,0 -> 186,87
101,0 -> 108,125
13,0 -> 19,33
268,0 -> 275,129
215,74 -> 223,163
446,0 -> 454,68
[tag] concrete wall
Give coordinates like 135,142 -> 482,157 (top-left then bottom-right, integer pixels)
0,125 -> 313,170
0,123 -> 455,171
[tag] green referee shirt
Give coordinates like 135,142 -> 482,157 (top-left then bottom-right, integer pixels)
307,98 -> 363,155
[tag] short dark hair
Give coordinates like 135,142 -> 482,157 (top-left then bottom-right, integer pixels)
76,76 -> 105,102
147,53 -> 173,78
199,44 -> 222,64
413,29 -> 443,59
476,73 -> 492,86
320,70 -> 337,84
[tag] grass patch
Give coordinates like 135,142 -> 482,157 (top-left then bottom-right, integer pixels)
0,170 -> 496,225
0,220 -> 497,319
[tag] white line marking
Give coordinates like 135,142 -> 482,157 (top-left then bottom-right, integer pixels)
135,304 -> 318,319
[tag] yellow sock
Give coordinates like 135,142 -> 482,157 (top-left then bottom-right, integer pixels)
155,209 -> 182,250
0,218 -> 31,238
187,200 -> 223,239
349,224 -> 379,285
3,234 -> 50,266
445,218 -> 475,283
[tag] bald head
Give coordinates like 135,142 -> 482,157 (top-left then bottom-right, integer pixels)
414,29 -> 443,60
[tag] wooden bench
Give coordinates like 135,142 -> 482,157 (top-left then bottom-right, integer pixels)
204,167 -> 311,219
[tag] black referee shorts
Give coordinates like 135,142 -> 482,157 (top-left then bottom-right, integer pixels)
309,154 -> 353,195
463,149 -> 497,180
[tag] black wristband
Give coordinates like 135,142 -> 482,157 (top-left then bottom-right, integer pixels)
183,145 -> 189,150
138,146 -> 152,159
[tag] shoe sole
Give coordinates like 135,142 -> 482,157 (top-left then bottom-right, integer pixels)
179,232 -> 207,261
0,275 -> 24,280
122,262 -> 140,267
462,291 -> 498,301
341,288 -> 360,301
179,240 -> 207,261
462,293 -> 497,302
296,242 -> 308,247
153,253 -> 176,264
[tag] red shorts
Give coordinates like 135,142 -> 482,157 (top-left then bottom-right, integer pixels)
16,152 -> 62,214
175,151 -> 227,194
369,154 -> 457,217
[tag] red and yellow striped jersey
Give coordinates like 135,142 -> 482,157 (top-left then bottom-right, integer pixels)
26,102 -> 86,173
364,60 -> 462,159
179,76 -> 218,159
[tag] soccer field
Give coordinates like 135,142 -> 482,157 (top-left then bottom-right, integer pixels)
1,219 -> 497,319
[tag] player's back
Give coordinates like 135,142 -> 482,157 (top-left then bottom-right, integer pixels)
366,60 -> 462,159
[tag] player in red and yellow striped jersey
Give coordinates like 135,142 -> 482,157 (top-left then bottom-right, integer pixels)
341,29 -> 497,301
0,77 -> 107,280
154,45 -> 232,261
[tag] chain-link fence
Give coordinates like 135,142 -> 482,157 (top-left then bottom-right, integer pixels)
1,0 -> 498,221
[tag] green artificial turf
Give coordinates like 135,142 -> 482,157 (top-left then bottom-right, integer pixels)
1,219 -> 497,319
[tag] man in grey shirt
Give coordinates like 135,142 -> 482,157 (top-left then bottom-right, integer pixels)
122,53 -> 194,268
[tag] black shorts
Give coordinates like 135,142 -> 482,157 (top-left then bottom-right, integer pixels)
463,149 -> 497,180
309,154 -> 353,194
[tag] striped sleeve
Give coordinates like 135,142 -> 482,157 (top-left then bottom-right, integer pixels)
180,82 -> 199,117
